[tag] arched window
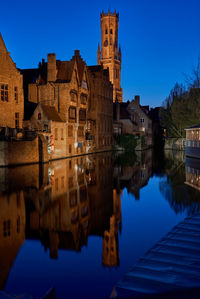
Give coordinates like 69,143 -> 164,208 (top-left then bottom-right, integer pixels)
105,27 -> 108,34
110,29 -> 113,34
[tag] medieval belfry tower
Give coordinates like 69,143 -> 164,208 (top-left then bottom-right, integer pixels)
97,10 -> 123,103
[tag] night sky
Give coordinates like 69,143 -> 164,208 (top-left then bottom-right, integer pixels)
1,0 -> 200,107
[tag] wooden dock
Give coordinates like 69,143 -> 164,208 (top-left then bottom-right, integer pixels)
113,213 -> 200,298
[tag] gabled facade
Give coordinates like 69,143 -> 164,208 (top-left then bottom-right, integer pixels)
0,34 -> 24,130
24,103 -> 66,160
113,96 -> 152,147
22,50 -> 89,156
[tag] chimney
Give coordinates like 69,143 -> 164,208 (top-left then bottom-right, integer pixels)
47,53 -> 56,82
135,95 -> 140,105
74,50 -> 80,56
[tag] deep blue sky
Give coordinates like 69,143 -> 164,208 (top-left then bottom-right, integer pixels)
1,0 -> 200,107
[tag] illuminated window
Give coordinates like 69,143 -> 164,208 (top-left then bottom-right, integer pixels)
78,126 -> 84,137
80,94 -> 87,104
70,91 -> 78,102
1,84 -> 8,101
82,81 -> 87,89
55,128 -> 58,140
79,109 -> 86,121
3,220 -> 11,237
15,112 -> 19,128
69,144 -> 72,153
14,87 -> 18,103
61,128 -> 64,140
69,107 -> 76,120
68,125 -> 73,137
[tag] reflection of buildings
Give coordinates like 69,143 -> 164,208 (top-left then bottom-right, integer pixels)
0,191 -> 25,289
185,157 -> 200,191
24,153 -> 121,266
114,150 -> 152,200
185,124 -> 200,159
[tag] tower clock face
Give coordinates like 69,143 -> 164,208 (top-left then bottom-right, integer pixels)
104,40 -> 108,47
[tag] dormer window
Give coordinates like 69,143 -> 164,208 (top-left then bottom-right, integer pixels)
82,80 -> 87,89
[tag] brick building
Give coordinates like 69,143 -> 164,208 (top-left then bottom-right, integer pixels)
113,96 -> 152,147
97,10 -> 123,103
0,34 -> 24,132
22,50 -> 89,156
87,65 -> 113,151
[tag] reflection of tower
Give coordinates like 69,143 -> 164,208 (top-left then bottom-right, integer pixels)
102,188 -> 122,267
102,215 -> 119,267
97,10 -> 123,103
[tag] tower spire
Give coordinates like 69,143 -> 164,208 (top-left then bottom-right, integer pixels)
97,43 -> 101,65
98,10 -> 123,102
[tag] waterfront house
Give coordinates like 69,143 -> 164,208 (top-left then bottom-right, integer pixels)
113,96 -> 152,147
0,34 -> 24,135
22,50 -> 89,157
24,103 -> 66,160
185,124 -> 200,159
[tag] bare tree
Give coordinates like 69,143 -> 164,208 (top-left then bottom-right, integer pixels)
184,57 -> 200,89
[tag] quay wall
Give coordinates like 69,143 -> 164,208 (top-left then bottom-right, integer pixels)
0,137 -> 40,166
164,138 -> 185,150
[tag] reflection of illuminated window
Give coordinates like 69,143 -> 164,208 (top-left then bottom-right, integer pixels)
69,190 -> 77,207
55,178 -> 58,191
3,220 -> 11,237
61,176 -> 65,188
81,206 -> 88,217
17,216 -> 20,233
78,174 -> 84,185
80,187 -> 87,202
71,211 -> 78,224
68,177 -> 73,188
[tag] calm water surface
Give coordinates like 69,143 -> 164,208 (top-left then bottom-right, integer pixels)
1,150 -> 200,298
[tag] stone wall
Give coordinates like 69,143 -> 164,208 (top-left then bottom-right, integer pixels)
0,137 -> 40,166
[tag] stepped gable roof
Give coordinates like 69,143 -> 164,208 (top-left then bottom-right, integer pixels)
0,33 -> 8,53
185,124 -> 200,130
40,104 -> 64,122
71,50 -> 86,83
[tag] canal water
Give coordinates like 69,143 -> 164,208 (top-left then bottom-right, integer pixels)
1,150 -> 200,298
